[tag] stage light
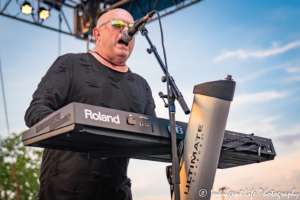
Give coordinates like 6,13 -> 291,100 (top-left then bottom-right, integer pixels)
21,2 -> 33,15
39,7 -> 50,20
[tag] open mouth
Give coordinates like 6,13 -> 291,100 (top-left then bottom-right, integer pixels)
118,39 -> 128,46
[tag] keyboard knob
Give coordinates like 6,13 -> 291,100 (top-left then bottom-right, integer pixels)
127,117 -> 136,125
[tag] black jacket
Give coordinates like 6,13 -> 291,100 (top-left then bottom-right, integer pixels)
25,53 -> 156,199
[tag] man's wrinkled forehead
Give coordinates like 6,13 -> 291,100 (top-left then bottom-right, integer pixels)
97,9 -> 134,27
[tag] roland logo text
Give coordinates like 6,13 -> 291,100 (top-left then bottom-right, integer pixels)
84,109 -> 120,124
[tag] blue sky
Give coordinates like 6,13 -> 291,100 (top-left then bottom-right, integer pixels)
1,0 -> 300,199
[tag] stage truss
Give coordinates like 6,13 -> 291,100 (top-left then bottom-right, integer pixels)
0,0 -> 202,42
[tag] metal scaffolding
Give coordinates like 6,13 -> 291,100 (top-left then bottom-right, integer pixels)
0,0 -> 202,41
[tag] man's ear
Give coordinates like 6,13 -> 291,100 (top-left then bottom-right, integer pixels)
93,27 -> 101,42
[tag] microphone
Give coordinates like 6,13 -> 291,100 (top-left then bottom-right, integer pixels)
121,11 -> 155,43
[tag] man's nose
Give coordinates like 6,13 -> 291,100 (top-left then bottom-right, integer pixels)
123,26 -> 129,31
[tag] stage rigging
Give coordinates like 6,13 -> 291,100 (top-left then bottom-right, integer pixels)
0,0 -> 202,42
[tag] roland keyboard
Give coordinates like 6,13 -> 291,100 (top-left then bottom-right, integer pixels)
22,102 -> 276,169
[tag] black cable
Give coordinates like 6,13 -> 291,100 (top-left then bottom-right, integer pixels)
154,13 -> 181,200
94,51 -> 126,66
154,11 -> 168,72
153,10 -> 172,114
236,144 -> 263,152
223,140 -> 254,151
223,135 -> 254,143
58,13 -> 62,56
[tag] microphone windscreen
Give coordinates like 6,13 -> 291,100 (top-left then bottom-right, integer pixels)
121,30 -> 133,43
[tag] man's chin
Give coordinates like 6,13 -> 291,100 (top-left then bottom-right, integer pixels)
115,51 -> 130,61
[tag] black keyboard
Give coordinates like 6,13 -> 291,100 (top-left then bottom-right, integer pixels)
22,102 -> 276,169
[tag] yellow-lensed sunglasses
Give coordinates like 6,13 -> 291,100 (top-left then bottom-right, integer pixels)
98,19 -> 134,31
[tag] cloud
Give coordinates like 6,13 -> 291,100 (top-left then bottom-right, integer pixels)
233,90 -> 291,105
274,133 -> 300,145
226,114 -> 281,136
214,39 -> 300,62
235,63 -> 288,83
258,115 -> 280,134
211,148 -> 300,200
286,67 -> 300,73
228,90 -> 295,135
260,115 -> 280,123
283,65 -> 300,82
128,159 -> 171,199
283,75 -> 300,83
289,76 -> 300,81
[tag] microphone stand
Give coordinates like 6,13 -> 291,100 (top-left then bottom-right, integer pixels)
140,26 -> 190,200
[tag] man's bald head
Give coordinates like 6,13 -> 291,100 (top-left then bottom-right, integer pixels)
92,8 -> 135,72
96,8 -> 134,28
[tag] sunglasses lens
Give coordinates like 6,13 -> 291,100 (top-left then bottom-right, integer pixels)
129,23 -> 134,28
111,20 -> 125,30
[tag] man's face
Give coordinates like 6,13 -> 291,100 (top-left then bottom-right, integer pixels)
95,10 -> 135,61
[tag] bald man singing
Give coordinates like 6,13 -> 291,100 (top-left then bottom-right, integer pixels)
25,9 -> 156,199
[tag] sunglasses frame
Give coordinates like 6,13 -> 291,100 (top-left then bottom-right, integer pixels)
98,19 -> 134,31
